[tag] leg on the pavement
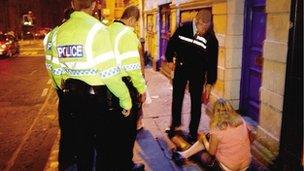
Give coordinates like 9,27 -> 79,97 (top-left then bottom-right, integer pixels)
96,109 -> 134,171
94,95 -> 116,171
74,94 -> 95,171
188,77 -> 204,138
180,140 -> 205,158
116,112 -> 135,170
95,112 -> 115,171
95,89 -> 136,171
57,90 -> 77,170
119,77 -> 144,171
63,92 -> 94,171
117,110 -> 138,171
171,68 -> 188,128
127,108 -> 139,163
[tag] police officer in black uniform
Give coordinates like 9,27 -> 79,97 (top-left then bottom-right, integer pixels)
165,9 -> 218,141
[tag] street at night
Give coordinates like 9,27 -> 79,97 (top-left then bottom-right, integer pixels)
0,42 -> 269,171
0,41 -> 59,170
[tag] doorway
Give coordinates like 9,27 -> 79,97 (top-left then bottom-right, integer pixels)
240,0 -> 266,122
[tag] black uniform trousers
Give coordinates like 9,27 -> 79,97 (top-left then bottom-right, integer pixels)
171,64 -> 205,137
59,78 -> 140,171
56,89 -> 77,171
61,78 -> 136,171
62,79 -> 110,171
122,77 -> 141,169
95,77 -> 140,171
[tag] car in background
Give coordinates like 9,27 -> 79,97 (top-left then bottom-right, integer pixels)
0,33 -> 20,57
33,27 -> 51,39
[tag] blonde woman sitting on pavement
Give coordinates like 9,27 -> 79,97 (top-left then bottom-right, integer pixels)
172,98 -> 251,171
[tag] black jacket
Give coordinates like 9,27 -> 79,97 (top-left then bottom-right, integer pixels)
165,22 -> 218,85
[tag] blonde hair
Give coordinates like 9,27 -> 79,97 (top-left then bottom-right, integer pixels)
210,98 -> 243,130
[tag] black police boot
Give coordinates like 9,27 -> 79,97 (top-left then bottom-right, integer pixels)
165,126 -> 183,138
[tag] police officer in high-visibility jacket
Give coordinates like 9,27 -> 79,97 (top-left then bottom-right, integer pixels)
47,0 -> 132,170
44,27 -> 74,171
44,8 -> 78,170
108,5 -> 146,171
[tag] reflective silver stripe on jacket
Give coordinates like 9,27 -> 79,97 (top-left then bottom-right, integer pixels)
100,66 -> 120,78
85,23 -> 104,64
178,35 -> 207,49
52,68 -> 65,75
64,68 -> 97,76
123,63 -> 140,71
51,68 -> 98,76
196,35 -> 207,44
45,63 -> 52,71
114,27 -> 130,67
45,55 -> 52,61
119,51 -> 139,61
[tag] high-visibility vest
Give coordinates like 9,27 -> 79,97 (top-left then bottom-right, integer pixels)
49,11 -> 132,109
109,21 -> 146,94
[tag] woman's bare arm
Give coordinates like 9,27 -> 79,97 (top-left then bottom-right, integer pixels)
200,133 -> 219,155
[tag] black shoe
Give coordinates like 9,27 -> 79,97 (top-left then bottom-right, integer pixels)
172,150 -> 185,166
132,163 -> 145,171
165,126 -> 183,138
165,127 -> 175,138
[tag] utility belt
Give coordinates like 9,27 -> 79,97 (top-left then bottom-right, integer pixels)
61,78 -> 120,111
61,78 -> 108,96
61,78 -> 141,110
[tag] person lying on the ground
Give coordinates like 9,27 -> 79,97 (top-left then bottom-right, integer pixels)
172,98 -> 252,171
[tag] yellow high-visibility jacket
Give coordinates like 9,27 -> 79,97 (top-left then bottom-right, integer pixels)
109,21 -> 146,94
47,11 -> 132,110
